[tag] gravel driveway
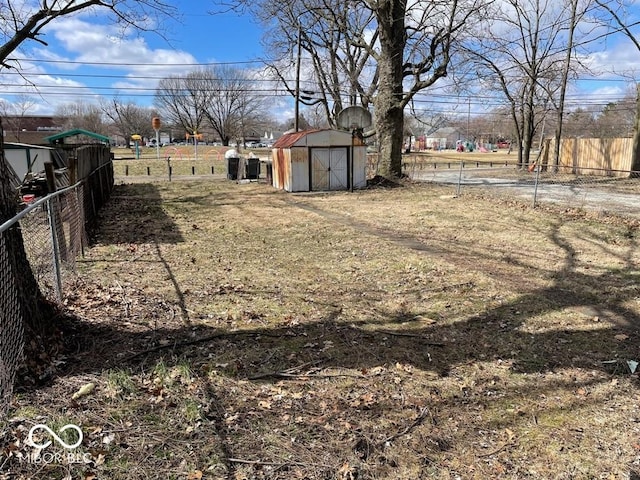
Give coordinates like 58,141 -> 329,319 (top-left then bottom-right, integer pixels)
410,166 -> 640,217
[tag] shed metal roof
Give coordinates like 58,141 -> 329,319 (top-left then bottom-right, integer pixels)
44,128 -> 112,145
4,142 -> 56,150
272,129 -> 357,148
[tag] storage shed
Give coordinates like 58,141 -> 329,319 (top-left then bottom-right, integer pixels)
271,129 -> 367,192
4,142 -> 61,183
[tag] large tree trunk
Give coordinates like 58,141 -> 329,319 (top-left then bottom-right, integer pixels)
373,0 -> 406,179
0,119 -> 58,384
375,98 -> 404,178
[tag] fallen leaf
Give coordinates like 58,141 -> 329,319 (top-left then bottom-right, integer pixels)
72,382 -> 96,400
338,462 -> 358,480
395,362 -> 413,373
505,428 -> 515,442
187,471 -> 203,480
413,315 -> 437,324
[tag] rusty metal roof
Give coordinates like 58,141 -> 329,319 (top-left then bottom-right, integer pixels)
272,129 -> 323,149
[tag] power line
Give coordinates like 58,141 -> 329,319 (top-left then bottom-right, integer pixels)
6,57 -> 265,67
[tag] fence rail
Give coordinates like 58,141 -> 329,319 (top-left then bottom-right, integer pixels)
406,162 -> 640,216
0,153 -> 113,416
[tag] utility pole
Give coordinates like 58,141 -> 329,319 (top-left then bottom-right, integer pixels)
466,97 -> 470,141
294,26 -> 302,132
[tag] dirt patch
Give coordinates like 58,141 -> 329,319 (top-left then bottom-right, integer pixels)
366,175 -> 405,188
3,179 -> 640,479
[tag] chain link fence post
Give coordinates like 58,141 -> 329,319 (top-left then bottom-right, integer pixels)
532,163 -> 542,208
46,196 -> 63,302
456,160 -> 464,195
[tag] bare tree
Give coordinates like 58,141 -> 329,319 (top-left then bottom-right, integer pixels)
562,107 -> 597,137
260,0 -> 378,127
155,67 -> 268,146
0,1 -> 176,67
155,73 -> 207,140
0,94 -> 37,142
238,0 -> 484,178
550,0 -> 584,168
304,103 -> 330,129
101,97 -> 155,147
199,66 -> 266,146
593,0 -> 640,170
463,0 -> 590,167
592,96 -> 636,138
54,101 -> 107,135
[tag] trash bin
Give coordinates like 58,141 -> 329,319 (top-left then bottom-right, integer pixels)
226,157 -> 239,180
246,158 -> 260,180
225,149 -> 240,180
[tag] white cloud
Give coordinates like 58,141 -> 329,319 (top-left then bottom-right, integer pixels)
5,15 -> 202,113
583,36 -> 640,78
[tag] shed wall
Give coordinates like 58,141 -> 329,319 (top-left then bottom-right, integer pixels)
5,147 -> 53,181
290,147 -> 310,192
272,148 -> 290,190
272,130 -> 368,192
352,146 -> 367,189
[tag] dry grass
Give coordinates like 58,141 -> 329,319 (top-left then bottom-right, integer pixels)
111,146 -> 269,178
3,177 -> 640,479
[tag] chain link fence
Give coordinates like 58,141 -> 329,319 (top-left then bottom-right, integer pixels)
0,232 -> 23,416
406,162 -> 640,218
0,146 -> 113,415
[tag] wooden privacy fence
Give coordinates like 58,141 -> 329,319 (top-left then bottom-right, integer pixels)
541,137 -> 634,176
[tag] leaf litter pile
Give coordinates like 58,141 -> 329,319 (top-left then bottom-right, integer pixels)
3,178 -> 640,479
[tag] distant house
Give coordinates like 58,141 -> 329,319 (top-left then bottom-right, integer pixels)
2,116 -> 63,145
423,127 -> 462,150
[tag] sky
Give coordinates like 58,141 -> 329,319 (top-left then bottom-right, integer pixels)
2,1 -> 640,122
0,1 -> 277,117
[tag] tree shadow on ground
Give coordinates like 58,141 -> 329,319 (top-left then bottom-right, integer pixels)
52,185 -> 640,388
93,183 -> 184,245
13,182 -> 640,478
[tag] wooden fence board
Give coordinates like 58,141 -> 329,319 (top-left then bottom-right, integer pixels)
543,137 -> 634,176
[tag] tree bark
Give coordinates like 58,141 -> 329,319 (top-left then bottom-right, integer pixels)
0,119 -> 58,382
373,0 -> 406,178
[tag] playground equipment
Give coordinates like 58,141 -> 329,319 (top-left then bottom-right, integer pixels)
131,134 -> 142,159
164,147 -> 183,162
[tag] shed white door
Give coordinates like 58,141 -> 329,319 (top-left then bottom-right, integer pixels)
311,148 -> 348,191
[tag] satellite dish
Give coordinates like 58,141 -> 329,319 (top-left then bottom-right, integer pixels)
337,106 -> 373,131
